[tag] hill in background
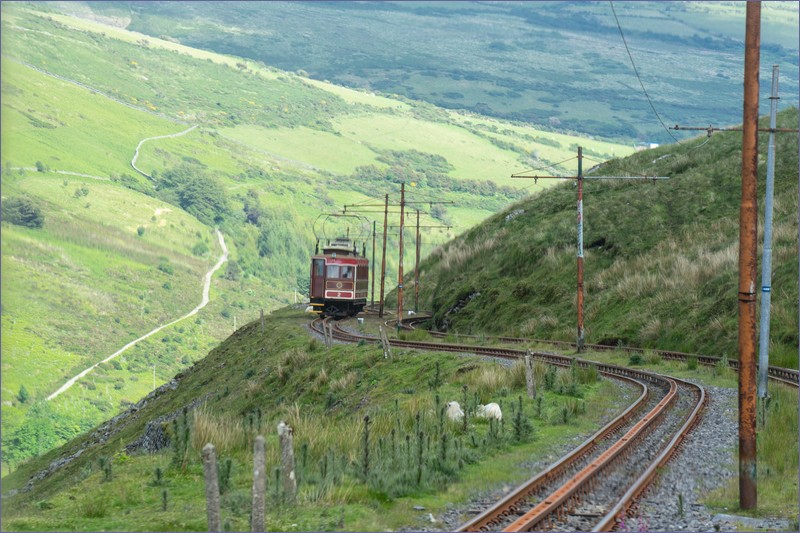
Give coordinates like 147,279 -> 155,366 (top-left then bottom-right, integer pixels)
409,108 -> 799,369
76,0 -> 799,143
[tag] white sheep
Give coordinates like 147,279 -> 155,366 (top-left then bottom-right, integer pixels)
446,401 -> 464,422
476,402 -> 502,421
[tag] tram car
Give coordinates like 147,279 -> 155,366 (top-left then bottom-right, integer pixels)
309,237 -> 369,317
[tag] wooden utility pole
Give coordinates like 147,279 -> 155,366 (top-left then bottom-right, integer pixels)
371,220 -> 377,308
415,209 -> 421,313
576,149 -> 585,352
379,194 -> 389,317
512,148 -> 668,352
344,194 -> 452,319
738,0 -> 760,511
397,182 -> 406,326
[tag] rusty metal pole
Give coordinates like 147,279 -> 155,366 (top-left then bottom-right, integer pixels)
379,194 -> 389,318
738,0 -> 760,511
371,220 -> 376,308
397,182 -> 406,326
576,147 -> 585,353
415,209 -> 421,313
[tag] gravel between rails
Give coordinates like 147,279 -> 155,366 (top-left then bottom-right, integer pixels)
403,386 -> 761,533
308,325 -> 785,532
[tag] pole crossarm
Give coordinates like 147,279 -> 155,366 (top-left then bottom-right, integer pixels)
388,225 -> 452,229
344,201 -> 453,209
671,124 -> 798,134
512,174 -> 669,181
510,146 -> 669,352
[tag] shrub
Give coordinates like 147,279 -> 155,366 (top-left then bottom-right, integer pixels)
1,197 -> 44,228
628,354 -> 643,366
17,384 -> 29,403
192,241 -> 209,256
137,226 -> 145,237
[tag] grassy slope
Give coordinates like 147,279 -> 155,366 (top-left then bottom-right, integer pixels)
0,309 -> 639,531
1,2 -> 632,474
414,108 -> 799,369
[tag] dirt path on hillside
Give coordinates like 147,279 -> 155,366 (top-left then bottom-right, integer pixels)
46,229 -> 228,401
131,125 -> 198,179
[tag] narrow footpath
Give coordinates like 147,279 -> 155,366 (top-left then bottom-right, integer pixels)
46,229 -> 228,401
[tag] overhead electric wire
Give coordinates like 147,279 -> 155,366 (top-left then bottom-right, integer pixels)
513,156 -> 578,176
609,1 -> 681,144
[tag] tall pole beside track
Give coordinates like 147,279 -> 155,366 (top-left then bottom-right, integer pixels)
738,0 -> 760,511
415,209 -> 421,314
757,65 -> 779,405
397,182 -> 406,326
371,220 -> 377,308
576,148 -> 585,352
379,194 -> 389,318
511,149 -> 667,354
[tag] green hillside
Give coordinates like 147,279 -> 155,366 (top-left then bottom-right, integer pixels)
0,307 -> 764,531
1,2 -> 631,474
410,108 -> 799,369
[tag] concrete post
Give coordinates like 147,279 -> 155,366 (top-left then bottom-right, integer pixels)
525,352 -> 536,400
277,422 -> 297,502
202,443 -> 221,532
251,436 -> 266,532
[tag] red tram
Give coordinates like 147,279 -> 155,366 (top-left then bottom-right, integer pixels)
309,238 -> 368,317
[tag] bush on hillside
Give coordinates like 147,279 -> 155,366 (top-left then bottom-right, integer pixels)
1,197 -> 45,228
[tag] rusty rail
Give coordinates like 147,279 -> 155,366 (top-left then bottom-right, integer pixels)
399,317 -> 798,388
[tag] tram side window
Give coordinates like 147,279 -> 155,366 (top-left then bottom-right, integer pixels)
341,266 -> 353,279
314,259 -> 324,277
326,265 -> 341,278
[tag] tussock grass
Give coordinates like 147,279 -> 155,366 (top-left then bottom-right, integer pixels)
190,405 -> 247,455
464,363 -> 513,398
329,371 -> 357,392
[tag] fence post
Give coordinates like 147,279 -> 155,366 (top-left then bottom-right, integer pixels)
252,436 -> 266,532
277,421 -> 297,502
525,352 -> 536,400
202,443 -> 221,532
379,326 -> 391,358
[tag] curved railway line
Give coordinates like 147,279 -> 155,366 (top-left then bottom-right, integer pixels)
396,315 -> 799,388
309,315 -> 796,531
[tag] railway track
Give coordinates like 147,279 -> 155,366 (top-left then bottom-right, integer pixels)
396,316 -> 799,388
309,317 -> 707,530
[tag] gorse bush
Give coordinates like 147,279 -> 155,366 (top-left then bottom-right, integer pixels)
1,197 -> 44,228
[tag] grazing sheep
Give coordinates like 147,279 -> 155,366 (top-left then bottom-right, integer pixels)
446,401 -> 464,422
476,402 -> 502,421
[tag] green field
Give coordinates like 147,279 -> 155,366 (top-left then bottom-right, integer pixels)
1,2 -> 633,473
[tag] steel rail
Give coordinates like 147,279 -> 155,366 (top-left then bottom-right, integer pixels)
503,378 -> 680,532
401,317 -> 797,387
593,380 -> 707,531
311,318 -> 706,532
459,377 -> 650,531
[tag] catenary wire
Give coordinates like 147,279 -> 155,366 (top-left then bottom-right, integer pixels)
609,1 -> 681,144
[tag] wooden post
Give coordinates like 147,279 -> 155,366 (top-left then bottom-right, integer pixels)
277,422 -> 297,502
252,436 -> 266,532
202,443 -> 221,532
379,326 -> 391,359
525,352 -> 536,400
